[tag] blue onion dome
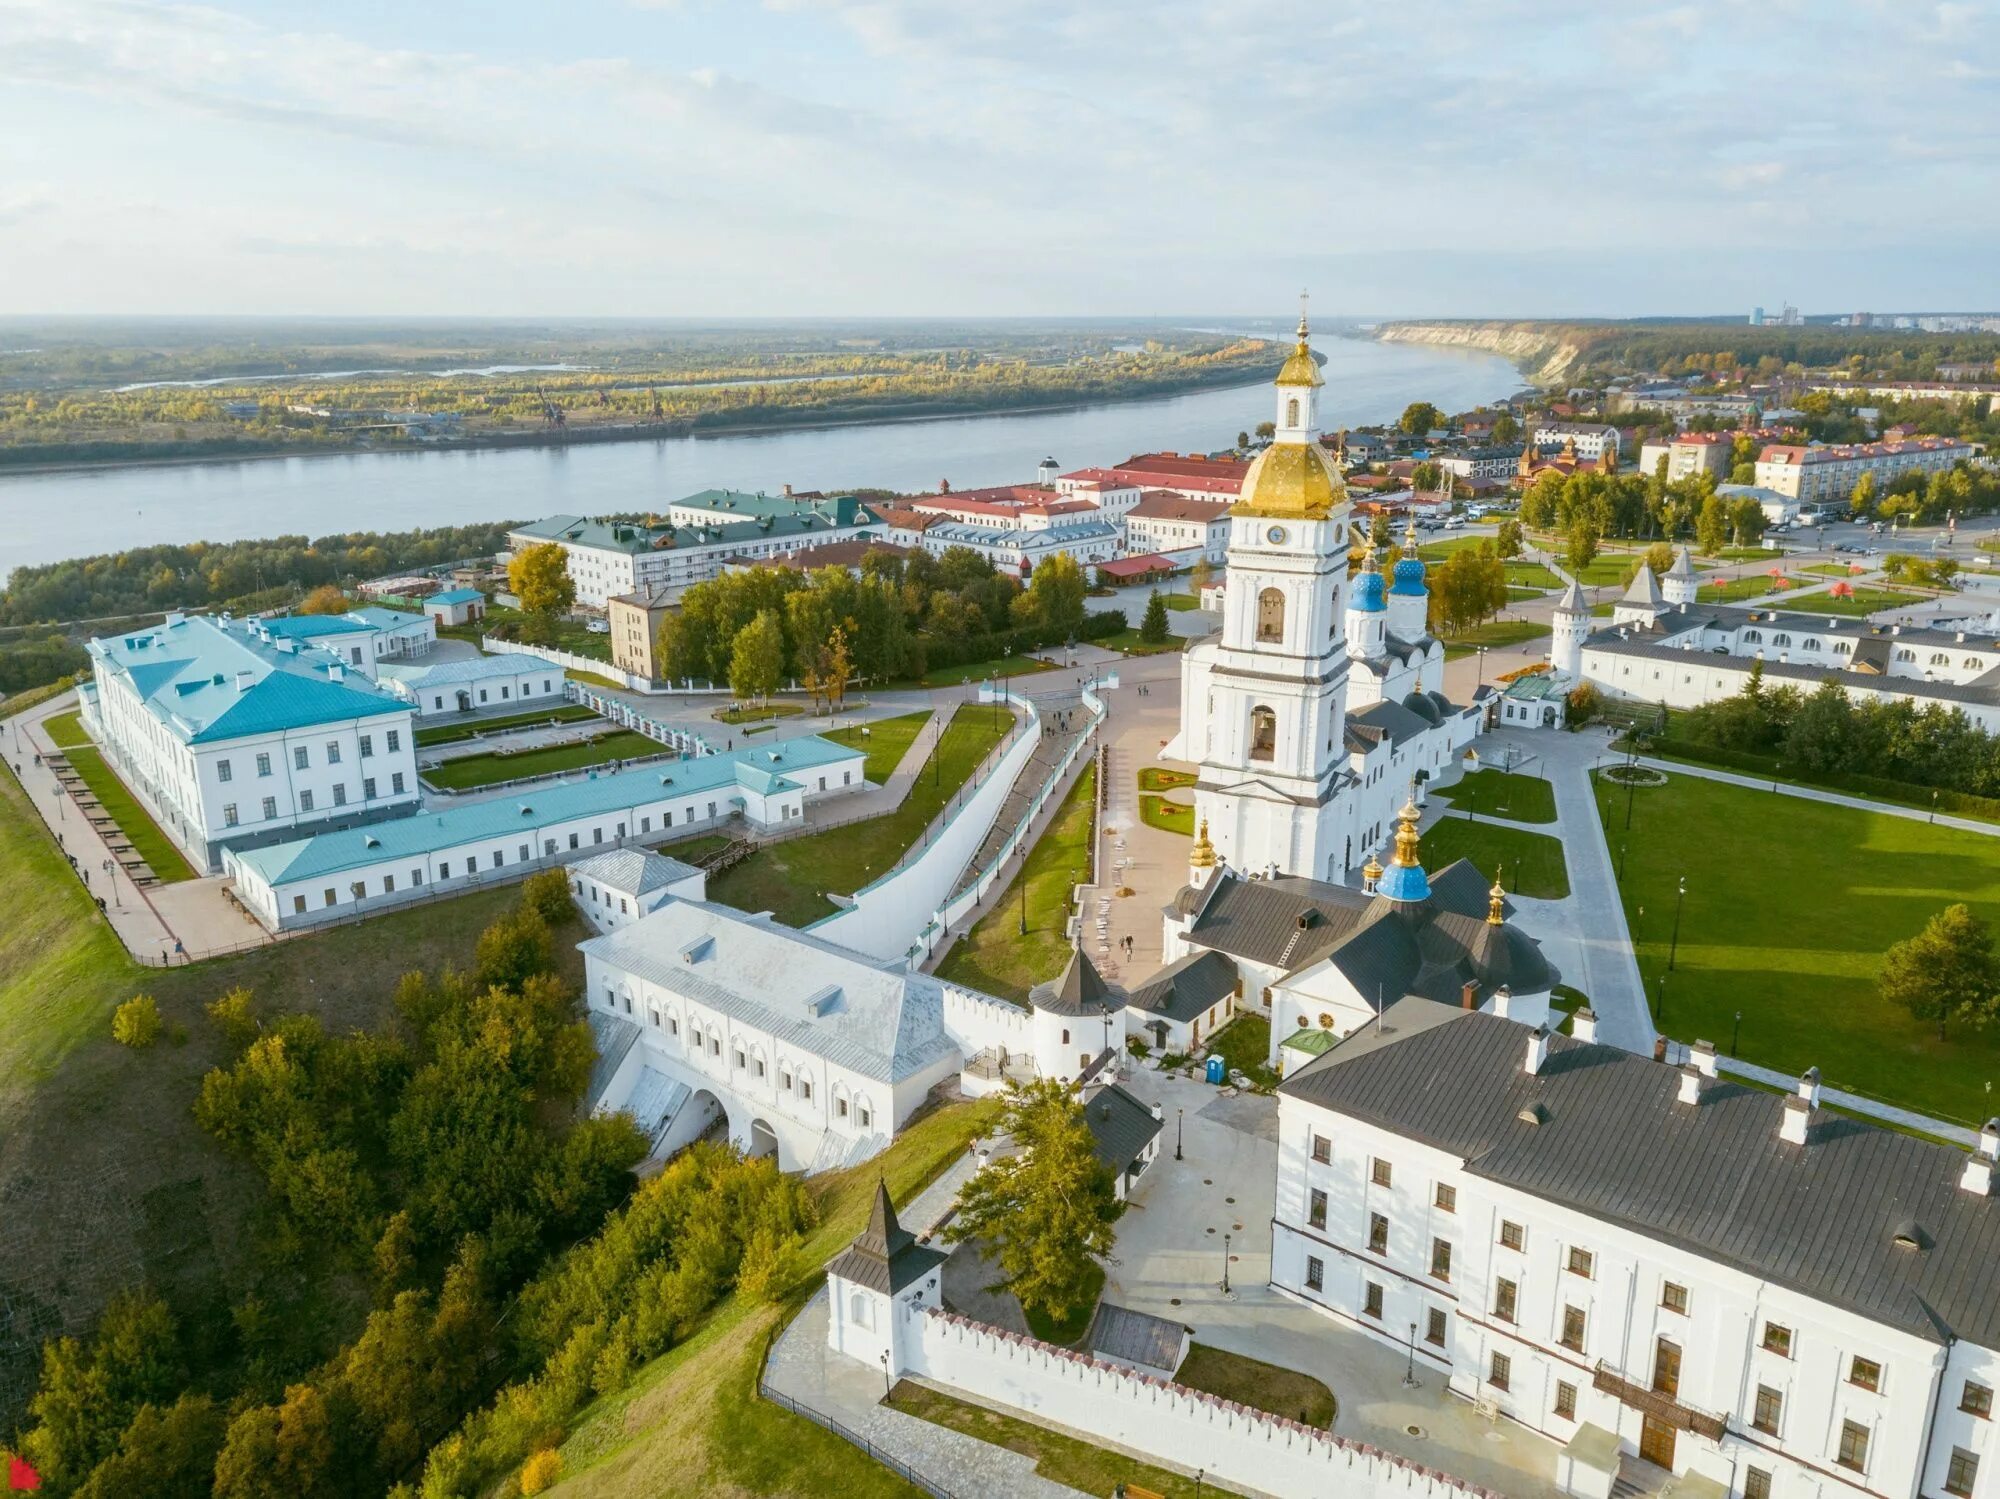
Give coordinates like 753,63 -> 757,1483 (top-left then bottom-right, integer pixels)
1391,555 -> 1428,596
1352,570 -> 1387,614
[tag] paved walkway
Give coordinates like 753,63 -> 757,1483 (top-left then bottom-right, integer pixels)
1634,753 -> 2000,838
1713,1055 -> 1982,1147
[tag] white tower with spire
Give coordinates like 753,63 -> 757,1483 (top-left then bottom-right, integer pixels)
1386,514 -> 1430,642
1551,577 -> 1591,679
1175,298 -> 1360,883
1662,545 -> 1699,609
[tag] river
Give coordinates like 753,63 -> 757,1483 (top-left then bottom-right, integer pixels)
0,335 -> 1522,581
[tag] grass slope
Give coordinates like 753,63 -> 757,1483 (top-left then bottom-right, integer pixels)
1420,816 -> 1570,899
934,764 -> 1095,1002
1441,618 -> 1550,660
708,705 -> 1013,927
1594,770 -> 2000,1123
421,729 -> 661,790
1175,1343 -> 1335,1427
825,709 -> 933,783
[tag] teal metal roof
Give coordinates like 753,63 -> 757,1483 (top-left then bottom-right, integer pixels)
258,614 -> 374,639
87,615 -> 410,745
675,489 -> 866,525
427,588 -> 484,605
510,505 -> 877,556
232,734 -> 861,885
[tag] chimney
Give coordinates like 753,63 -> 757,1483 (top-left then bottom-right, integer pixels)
234,670 -> 255,692
1677,1065 -> 1710,1106
1150,1102 -> 1164,1122
1524,1020 -> 1552,1076
1492,985 -> 1512,1021
1797,1066 -> 1821,1108
1460,980 -> 1478,1011
1780,1095 -> 1811,1145
1961,1119 -> 2000,1196
1690,1039 -> 1718,1078
1570,1009 -> 1598,1044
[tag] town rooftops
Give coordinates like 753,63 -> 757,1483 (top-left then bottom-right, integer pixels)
230,735 -> 862,886
1127,949 -> 1239,1024
256,613 -> 378,639
921,519 -> 1119,550
1758,437 -> 1972,466
1032,946 -> 1120,1017
1283,1008 -> 2000,1349
768,537 -> 913,572
1127,491 -> 1232,522
672,488 -> 865,525
1085,1302 -> 1188,1377
510,506 -> 875,555
87,613 -> 410,745
577,895 -> 964,1082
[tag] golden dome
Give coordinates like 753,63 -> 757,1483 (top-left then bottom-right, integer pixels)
1233,440 -> 1345,520
1275,336 -> 1324,389
1488,870 -> 1507,926
1392,799 -> 1424,867
1190,818 -> 1217,869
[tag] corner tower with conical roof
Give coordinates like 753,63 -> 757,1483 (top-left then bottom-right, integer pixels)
824,1180 -> 946,1378
1550,575 -> 1591,678
1176,298 -> 1360,885
1662,545 -> 1698,609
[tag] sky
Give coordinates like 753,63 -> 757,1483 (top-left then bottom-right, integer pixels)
2,0 -> 1997,319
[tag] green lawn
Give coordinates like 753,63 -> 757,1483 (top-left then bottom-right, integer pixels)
1768,586 -> 1924,617
59,746 -> 199,882
421,728 -> 662,790
1441,618 -> 1550,660
1803,561 -> 1873,578
1503,560 -> 1564,589
886,1379 -> 1232,1499
1175,1343 -> 1335,1427
412,703 -> 599,746
1100,628 -> 1187,655
825,710 -> 933,783
913,654 -> 1057,688
1438,769 -> 1556,824
1205,1012 -> 1277,1090
713,702 -> 805,724
1163,593 -> 1200,611
43,708 -> 92,749
1420,815 -> 1569,898
1698,574 -> 1791,604
1507,585 -> 1547,601
935,764 -> 1095,1002
439,603 -> 612,661
709,705 -> 1014,926
656,832 -> 735,865
1140,793 -> 1193,835
1594,769 -> 2000,1124
1715,546 -> 1787,563
1137,766 -> 1196,792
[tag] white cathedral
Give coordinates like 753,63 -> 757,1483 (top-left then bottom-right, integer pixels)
1165,311 -> 1483,882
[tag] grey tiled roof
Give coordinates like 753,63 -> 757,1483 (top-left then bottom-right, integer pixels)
568,848 -> 701,896
1032,947 -> 1121,1017
1283,1012 -> 2000,1348
1083,1083 -> 1162,1174
827,1182 -> 947,1296
1128,950 -> 1239,1024
1087,1302 -> 1188,1375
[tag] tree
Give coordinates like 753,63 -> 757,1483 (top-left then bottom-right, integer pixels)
1410,460 -> 1442,493
1139,590 -> 1170,645
801,625 -> 853,713
1254,420 -> 1275,440
728,609 -> 785,704
1398,401 -> 1443,436
944,1079 -> 1121,1325
1729,498 -> 1768,546
1494,519 -> 1525,559
112,994 -> 161,1048
22,1292 -> 183,1492
1850,471 -> 1878,517
1492,412 -> 1520,444
1694,494 -> 1730,556
521,1450 -> 563,1496
1879,904 -> 2000,1040
71,1393 -> 226,1499
1023,552 -> 1086,637
1188,557 -> 1213,597
1235,430 -> 1249,450
297,584 -> 350,616
1564,511 -> 1601,574
508,542 -> 575,629
1429,548 -> 1507,635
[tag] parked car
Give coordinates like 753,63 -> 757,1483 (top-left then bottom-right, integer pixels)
585,619 -> 610,634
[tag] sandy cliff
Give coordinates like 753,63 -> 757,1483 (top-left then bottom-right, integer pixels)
1375,321 -> 1583,385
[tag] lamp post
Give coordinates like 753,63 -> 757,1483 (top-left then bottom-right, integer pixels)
1932,789 -> 1939,824
1175,1106 -> 1184,1161
1018,871 -> 1028,936
1476,646 -> 1487,688
1655,969 -> 1669,1027
1618,840 -> 1628,881
879,1349 -> 892,1404
1221,1232 -> 1231,1295
1731,1008 -> 1743,1057
1403,1321 -> 1421,1389
1668,876 -> 1686,971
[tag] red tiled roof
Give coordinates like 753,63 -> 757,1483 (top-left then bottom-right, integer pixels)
1095,553 -> 1178,579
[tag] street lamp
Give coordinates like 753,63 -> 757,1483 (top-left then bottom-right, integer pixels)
1731,1008 -> 1743,1057
879,1349 -> 892,1404
1668,876 -> 1686,972
1655,970 -> 1669,1027
1175,1106 -> 1184,1161
1221,1232 -> 1231,1295
1403,1321 -> 1421,1389
1932,789 -> 1939,824
1475,646 -> 1487,688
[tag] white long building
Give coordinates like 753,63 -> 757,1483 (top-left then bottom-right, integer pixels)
1273,1000 -> 2000,1499
81,612 -> 422,872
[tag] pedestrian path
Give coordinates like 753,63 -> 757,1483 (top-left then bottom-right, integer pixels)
1712,1054 -> 1980,1147
1636,754 -> 2000,838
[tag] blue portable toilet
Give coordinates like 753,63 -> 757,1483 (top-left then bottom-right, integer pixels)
1205,1056 -> 1226,1085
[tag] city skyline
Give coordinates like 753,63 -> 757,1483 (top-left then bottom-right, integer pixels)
2,0 -> 1997,318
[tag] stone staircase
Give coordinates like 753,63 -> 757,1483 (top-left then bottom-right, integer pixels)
947,698 -> 1090,903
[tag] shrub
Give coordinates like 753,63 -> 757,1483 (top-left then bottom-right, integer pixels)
1566,681 -> 1601,727
206,987 -> 261,1051
519,868 -> 575,928
519,1448 -> 562,1496
112,994 -> 161,1048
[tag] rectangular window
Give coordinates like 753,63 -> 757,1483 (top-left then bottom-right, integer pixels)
800,1078 -> 811,1100
387,730 -> 401,752
359,734 -> 373,757
520,845 -> 530,862
1661,1282 -> 1688,1315
295,745 -> 310,770
1426,1308 -> 1447,1346
217,758 -> 233,782
300,789 -> 314,811
1743,1467 -> 1771,1499
332,784 -> 346,806
326,741 -> 341,764
1837,1419 -> 1869,1473
836,1097 -> 849,1118
391,772 -> 405,794
411,869 -> 422,886
256,753 -> 272,777
1964,1381 -> 1993,1417
1947,1447 -> 1980,1498
1499,1221 -> 1523,1252
223,803 -> 239,826
1434,1183 -> 1456,1213
1849,1356 -> 1881,1393
1560,1305 -> 1586,1353
735,1049 -> 746,1069
1305,1256 -> 1323,1292
1753,1385 -> 1782,1436
1430,1238 -> 1452,1282
323,888 -> 336,907
1371,1158 -> 1393,1188
262,796 -> 277,819
1554,1381 -> 1576,1421
1310,1133 -> 1330,1164
383,874 -> 395,893
1762,1322 -> 1792,1358
1307,1188 -> 1327,1230
1363,1282 -> 1383,1319
1567,1246 -> 1594,1279
1368,1213 -> 1388,1255
293,895 -> 307,915
1494,1278 -> 1517,1323
1489,1352 -> 1510,1392
363,777 -> 377,800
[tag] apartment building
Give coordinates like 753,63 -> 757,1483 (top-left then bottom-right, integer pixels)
1753,439 -> 1975,503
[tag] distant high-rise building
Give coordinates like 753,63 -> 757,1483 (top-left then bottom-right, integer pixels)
1749,306 -> 1764,325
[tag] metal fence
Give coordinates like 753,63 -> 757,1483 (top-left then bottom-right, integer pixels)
756,1379 -> 958,1499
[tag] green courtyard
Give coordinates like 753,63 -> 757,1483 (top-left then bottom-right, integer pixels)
1593,769 -> 2000,1124
1419,815 -> 1570,899
1436,769 -> 1556,824
420,727 -> 663,790
826,709 -> 933,782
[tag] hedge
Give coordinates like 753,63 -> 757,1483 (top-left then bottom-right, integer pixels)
917,610 -> 1127,673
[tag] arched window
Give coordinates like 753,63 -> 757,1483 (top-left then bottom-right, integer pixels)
1286,397 -> 1300,428
1834,641 -> 1851,655
850,1291 -> 872,1328
1249,706 -> 1277,762
1257,587 -> 1285,643
1743,630 -> 1762,644
1969,657 -> 1983,670
1931,652 -> 1951,666
1772,633 -> 1791,648
1897,647 -> 1916,663
1802,638 -> 1820,652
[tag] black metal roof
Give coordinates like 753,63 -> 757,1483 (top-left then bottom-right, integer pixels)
1282,1012 -> 2000,1347
826,1181 -> 947,1296
1087,1302 -> 1189,1374
1032,946 -> 1122,1017
1128,950 -> 1239,1024
1083,1083 -> 1162,1175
